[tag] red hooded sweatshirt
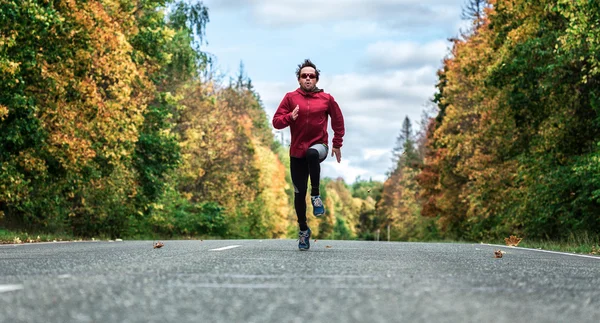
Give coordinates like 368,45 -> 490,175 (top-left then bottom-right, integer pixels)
272,88 -> 345,158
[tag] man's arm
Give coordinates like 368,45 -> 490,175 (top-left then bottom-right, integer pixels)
272,94 -> 294,129
328,95 -> 345,148
328,95 -> 345,163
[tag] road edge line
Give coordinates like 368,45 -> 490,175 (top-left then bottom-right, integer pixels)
481,243 -> 600,260
209,245 -> 242,251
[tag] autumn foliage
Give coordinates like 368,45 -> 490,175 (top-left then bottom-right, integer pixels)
376,0 -> 600,242
0,0 -> 292,239
4,0 -> 598,243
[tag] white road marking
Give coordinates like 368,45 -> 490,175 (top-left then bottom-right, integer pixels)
209,245 -> 242,251
193,283 -> 285,289
483,244 -> 600,260
0,284 -> 24,293
202,274 -> 376,279
191,283 -> 396,289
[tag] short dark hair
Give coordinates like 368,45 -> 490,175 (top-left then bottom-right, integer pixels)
296,59 -> 320,80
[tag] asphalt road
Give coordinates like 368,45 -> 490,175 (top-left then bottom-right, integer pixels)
1,239 -> 599,323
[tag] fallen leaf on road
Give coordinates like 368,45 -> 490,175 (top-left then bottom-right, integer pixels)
504,235 -> 522,247
153,241 -> 164,249
325,245 -> 332,249
494,250 -> 503,258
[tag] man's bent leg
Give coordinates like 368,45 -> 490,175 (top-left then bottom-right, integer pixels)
307,144 -> 328,196
307,144 -> 328,216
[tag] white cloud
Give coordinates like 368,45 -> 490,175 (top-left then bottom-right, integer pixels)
323,67 -> 438,109
365,40 -> 450,70
322,158 -> 382,183
207,0 -> 463,29
331,21 -> 395,39
364,148 -> 390,160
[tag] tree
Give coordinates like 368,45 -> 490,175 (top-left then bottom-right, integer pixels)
461,0 -> 489,28
391,116 -> 420,173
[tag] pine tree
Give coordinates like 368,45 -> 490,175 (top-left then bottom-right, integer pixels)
391,116 -> 419,172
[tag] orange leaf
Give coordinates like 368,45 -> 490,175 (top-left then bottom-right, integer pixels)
494,250 -> 503,258
504,235 -> 522,247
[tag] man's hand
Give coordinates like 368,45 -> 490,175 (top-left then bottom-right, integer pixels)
331,147 -> 342,163
291,105 -> 299,120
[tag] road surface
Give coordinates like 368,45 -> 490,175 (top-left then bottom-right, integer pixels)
1,239 -> 599,322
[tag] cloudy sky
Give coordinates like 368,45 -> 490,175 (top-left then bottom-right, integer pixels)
200,0 -> 469,183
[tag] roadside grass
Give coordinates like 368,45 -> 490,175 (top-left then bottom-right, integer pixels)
0,228 -> 78,244
0,228 -> 220,244
487,232 -> 600,256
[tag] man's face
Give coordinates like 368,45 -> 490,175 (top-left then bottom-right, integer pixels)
298,67 -> 318,91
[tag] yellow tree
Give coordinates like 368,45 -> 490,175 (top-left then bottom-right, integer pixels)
1,0 -> 155,235
251,138 -> 291,238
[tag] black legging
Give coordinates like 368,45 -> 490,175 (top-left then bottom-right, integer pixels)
291,148 -> 324,231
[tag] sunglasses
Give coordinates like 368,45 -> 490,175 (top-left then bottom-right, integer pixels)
300,73 -> 317,79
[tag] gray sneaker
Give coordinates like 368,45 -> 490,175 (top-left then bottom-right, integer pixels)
311,196 -> 325,216
298,228 -> 311,251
